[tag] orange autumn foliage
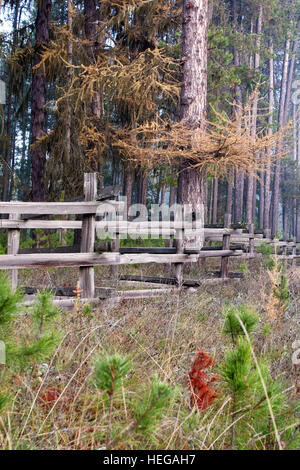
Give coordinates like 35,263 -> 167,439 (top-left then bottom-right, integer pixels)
188,351 -> 219,410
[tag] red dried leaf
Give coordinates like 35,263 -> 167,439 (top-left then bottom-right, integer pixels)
188,351 -> 219,410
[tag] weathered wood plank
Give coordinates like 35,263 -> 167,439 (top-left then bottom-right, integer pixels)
120,247 -> 177,254
0,252 -> 121,269
0,249 -> 244,270
198,250 -> 243,258
221,233 -> 231,278
19,246 -> 78,254
80,173 -> 97,298
119,275 -> 203,287
2,219 -> 247,238
0,200 -> 123,215
0,220 -> 82,229
22,288 -> 176,307
117,289 -> 175,299
7,213 -> 20,290
119,253 -> 199,265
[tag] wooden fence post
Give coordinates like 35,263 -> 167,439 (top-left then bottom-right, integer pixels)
220,213 -> 231,279
292,237 -> 297,267
281,243 -> 288,268
7,212 -> 21,290
249,223 -> 255,257
80,173 -> 97,298
221,234 -> 231,278
263,228 -> 271,239
175,227 -> 184,287
224,213 -> 231,229
110,232 -> 120,278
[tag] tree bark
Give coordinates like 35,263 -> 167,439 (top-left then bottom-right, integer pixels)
212,178 -> 218,225
123,162 -> 134,212
226,174 -> 233,220
272,35 -> 291,237
84,0 -> 102,173
65,0 -> 73,166
264,40 -> 274,233
2,0 -> 20,201
138,170 -> 148,206
246,4 -> 262,225
31,0 -> 51,202
232,0 -> 243,224
177,0 -> 208,250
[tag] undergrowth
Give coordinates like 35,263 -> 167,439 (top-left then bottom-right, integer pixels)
0,258 -> 300,450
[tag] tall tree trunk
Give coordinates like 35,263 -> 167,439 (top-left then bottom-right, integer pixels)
123,162 -> 134,212
293,103 -> 297,237
246,4 -> 262,225
212,178 -> 218,225
264,39 -> 274,234
208,180 -> 213,224
272,36 -> 291,237
259,155 -> 264,229
31,0 -> 51,202
297,109 -> 300,241
232,0 -> 244,224
138,170 -> 148,206
2,0 -> 20,201
177,0 -> 208,249
65,0 -> 73,166
226,175 -> 233,220
282,40 -> 298,240
84,0 -> 102,174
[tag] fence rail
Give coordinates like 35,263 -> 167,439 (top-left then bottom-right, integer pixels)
0,173 -> 298,302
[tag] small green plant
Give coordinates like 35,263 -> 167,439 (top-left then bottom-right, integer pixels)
133,375 -> 174,434
223,304 -> 259,343
221,337 -> 253,402
94,354 -> 175,448
256,243 -> 275,270
262,323 -> 272,338
238,262 -> 249,274
94,353 -> 132,395
0,275 -> 24,326
94,354 -> 132,447
221,304 -> 300,449
0,277 -> 61,416
81,303 -> 93,319
273,273 -> 290,311
0,393 -> 9,413
31,289 -> 60,336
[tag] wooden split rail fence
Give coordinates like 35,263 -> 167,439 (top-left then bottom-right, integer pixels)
0,173 -> 298,305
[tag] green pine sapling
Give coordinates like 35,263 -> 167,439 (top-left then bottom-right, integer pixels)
221,305 -> 300,449
94,354 -> 132,447
0,275 -> 61,412
223,304 -> 259,344
94,354 -> 175,448
31,289 -> 60,336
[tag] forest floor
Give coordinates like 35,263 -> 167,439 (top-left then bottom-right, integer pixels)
1,257 -> 300,450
